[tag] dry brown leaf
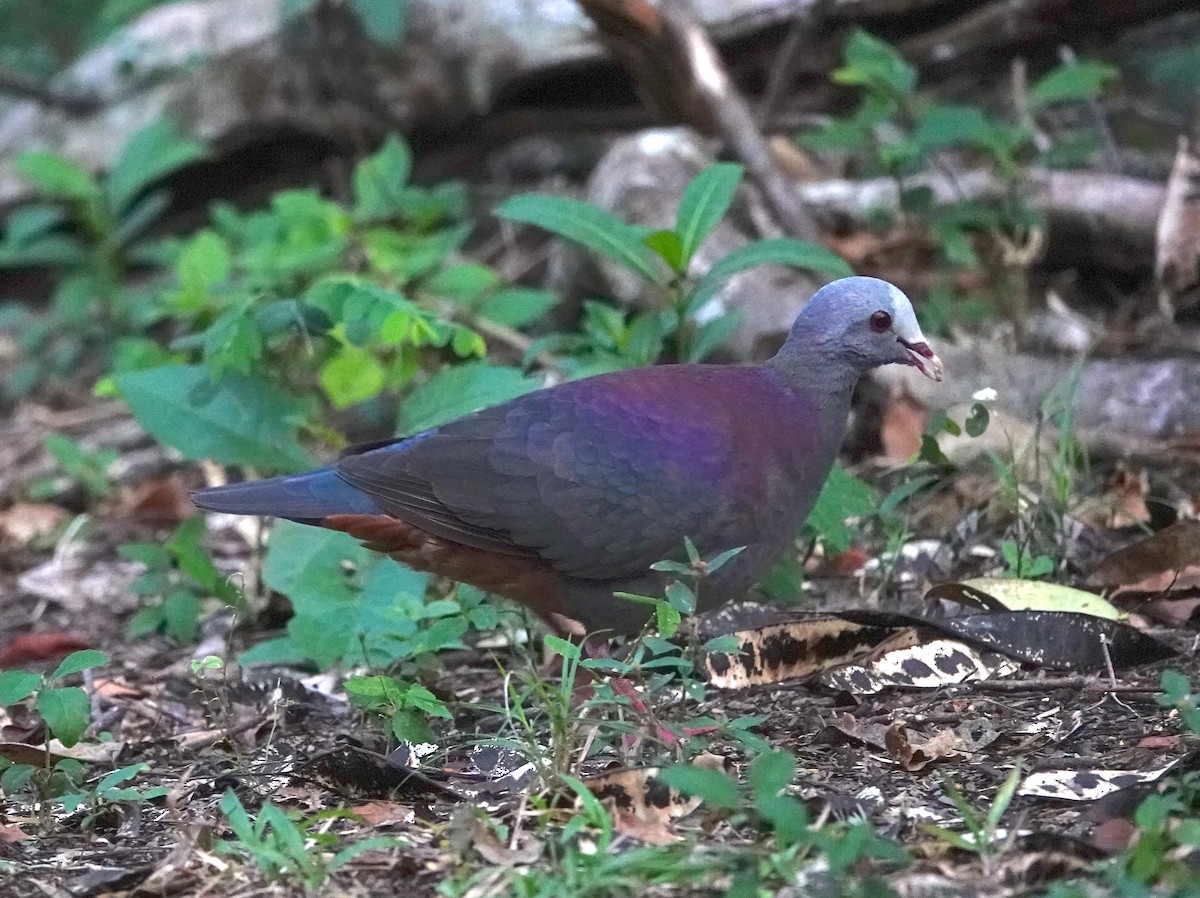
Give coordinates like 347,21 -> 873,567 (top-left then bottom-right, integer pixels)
1089,521 -> 1200,593
585,753 -> 728,843
0,501 -> 67,550
884,722 -> 959,771
0,822 -> 29,844
880,385 -> 929,462
353,801 -> 415,828
118,473 -> 195,524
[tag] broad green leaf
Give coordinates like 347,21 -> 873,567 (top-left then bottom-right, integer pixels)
116,364 -> 313,472
321,345 -> 385,408
37,686 -> 90,746
657,765 -> 741,809
5,205 -> 65,246
478,288 -> 557,328
690,238 -> 852,311
202,304 -> 263,378
0,670 -> 41,706
50,650 -> 109,681
16,152 -> 98,203
495,194 -> 663,284
1030,60 -> 1118,109
805,465 -> 876,554
107,118 -> 206,213
260,523 -> 430,669
399,361 -> 540,434
675,163 -> 742,262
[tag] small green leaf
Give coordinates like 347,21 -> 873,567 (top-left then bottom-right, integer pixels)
0,670 -> 41,707
50,650 -> 109,681
690,239 -> 852,311
749,751 -> 796,798
804,465 -> 876,554
676,163 -> 743,263
320,345 -> 386,408
687,311 -> 743,362
107,118 -> 206,213
655,601 -> 681,637
834,30 -> 916,96
424,263 -> 499,303
965,402 -> 990,437
37,686 -> 90,747
664,580 -> 696,615
15,152 -> 98,203
657,765 -> 741,809
544,635 -> 581,661
644,229 -> 686,273
354,134 -> 413,219
495,194 -> 663,284
1030,60 -> 1118,109
477,288 -> 558,328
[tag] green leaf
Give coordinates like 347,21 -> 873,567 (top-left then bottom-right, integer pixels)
544,634 -> 581,661
495,194 -> 663,284
107,118 -> 206,213
202,304 -> 263,378
116,364 -> 313,472
749,751 -> 796,798
913,104 -> 994,151
805,465 -> 876,554
349,0 -> 407,45
320,345 -> 385,408
834,30 -> 916,96
676,163 -> 742,263
260,522 -> 430,669
687,311 -> 743,362
164,589 -> 201,643
50,650 -> 109,681
0,670 -> 41,707
354,134 -> 414,219
644,230 -> 686,274
399,361 -> 539,434
477,288 -> 558,328
176,230 -> 232,310
655,601 -> 681,637
37,686 -> 90,747
1030,60 -> 1118,109
424,263 -> 499,303
657,765 -> 741,810
690,239 -> 852,311
15,152 -> 98,203
964,402 -> 989,437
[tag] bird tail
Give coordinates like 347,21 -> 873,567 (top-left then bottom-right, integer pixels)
191,466 -> 384,523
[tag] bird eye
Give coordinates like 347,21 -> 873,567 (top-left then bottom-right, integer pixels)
870,310 -> 892,332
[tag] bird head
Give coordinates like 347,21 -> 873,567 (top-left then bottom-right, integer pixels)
791,276 -> 944,381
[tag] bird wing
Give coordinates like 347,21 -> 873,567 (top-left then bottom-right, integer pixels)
335,367 -> 781,580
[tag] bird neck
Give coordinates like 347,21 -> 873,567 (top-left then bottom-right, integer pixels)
763,336 -> 861,417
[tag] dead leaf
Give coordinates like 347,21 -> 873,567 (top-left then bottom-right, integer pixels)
118,473 -> 195,524
880,385 -> 929,462
585,753 -> 729,843
0,822 -> 29,844
470,815 -> 543,865
353,801 -> 415,828
1137,734 -> 1181,751
1089,521 -> 1200,593
0,502 -> 66,550
885,723 -> 959,771
0,631 -> 91,667
0,739 -> 125,767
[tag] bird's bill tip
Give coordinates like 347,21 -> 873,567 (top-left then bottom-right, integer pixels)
902,340 -> 944,382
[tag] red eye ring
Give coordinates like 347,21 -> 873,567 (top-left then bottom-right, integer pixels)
870,310 -> 892,333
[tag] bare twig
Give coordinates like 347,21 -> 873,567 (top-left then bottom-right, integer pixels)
0,65 -> 101,116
